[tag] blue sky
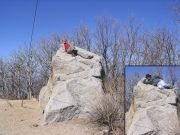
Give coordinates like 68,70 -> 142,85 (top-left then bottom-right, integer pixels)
125,66 -> 180,80
0,0 -> 178,58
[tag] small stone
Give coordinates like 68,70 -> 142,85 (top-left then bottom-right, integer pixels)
102,130 -> 109,135
41,122 -> 48,126
32,124 -> 39,127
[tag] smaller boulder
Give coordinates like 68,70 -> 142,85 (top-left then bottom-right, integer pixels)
126,78 -> 179,135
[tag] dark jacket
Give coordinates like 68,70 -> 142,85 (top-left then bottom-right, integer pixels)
143,76 -> 161,86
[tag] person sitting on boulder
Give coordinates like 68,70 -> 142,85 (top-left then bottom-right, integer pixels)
62,38 -> 93,59
143,74 -> 172,89
62,38 -> 77,56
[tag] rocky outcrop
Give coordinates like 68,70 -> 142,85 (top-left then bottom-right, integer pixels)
126,79 -> 179,135
39,47 -> 104,123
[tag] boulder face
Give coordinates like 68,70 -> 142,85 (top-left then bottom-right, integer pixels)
39,47 -> 104,123
126,79 -> 179,135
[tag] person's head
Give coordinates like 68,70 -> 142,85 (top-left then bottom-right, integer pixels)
62,38 -> 67,44
145,74 -> 152,80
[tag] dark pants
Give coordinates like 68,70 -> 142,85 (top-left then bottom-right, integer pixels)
67,46 -> 77,56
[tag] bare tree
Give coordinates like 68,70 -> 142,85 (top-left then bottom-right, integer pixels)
141,28 -> 178,65
95,16 -> 114,74
94,16 -> 125,103
167,66 -> 177,86
35,34 -> 60,88
5,53 -> 24,100
24,46 -> 36,99
109,21 -> 121,78
72,24 -> 92,51
0,58 -> 7,98
0,34 -> 60,100
160,29 -> 177,65
11,51 -> 25,99
125,17 -> 141,65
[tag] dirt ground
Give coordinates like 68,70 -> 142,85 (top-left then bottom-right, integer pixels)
0,99 -> 107,135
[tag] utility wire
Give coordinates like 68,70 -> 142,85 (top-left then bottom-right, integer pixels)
27,0 -> 39,99
29,0 -> 39,49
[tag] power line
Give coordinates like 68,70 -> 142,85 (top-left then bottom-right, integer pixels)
27,0 -> 39,100
29,0 -> 39,49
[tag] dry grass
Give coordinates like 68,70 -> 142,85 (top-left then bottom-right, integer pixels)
87,94 -> 123,133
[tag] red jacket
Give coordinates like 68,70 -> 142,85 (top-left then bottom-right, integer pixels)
64,43 -> 71,52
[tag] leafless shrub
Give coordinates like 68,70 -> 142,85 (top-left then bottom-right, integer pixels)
87,94 -> 123,133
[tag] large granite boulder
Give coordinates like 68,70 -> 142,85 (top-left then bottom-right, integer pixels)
39,47 -> 104,123
126,79 -> 179,135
